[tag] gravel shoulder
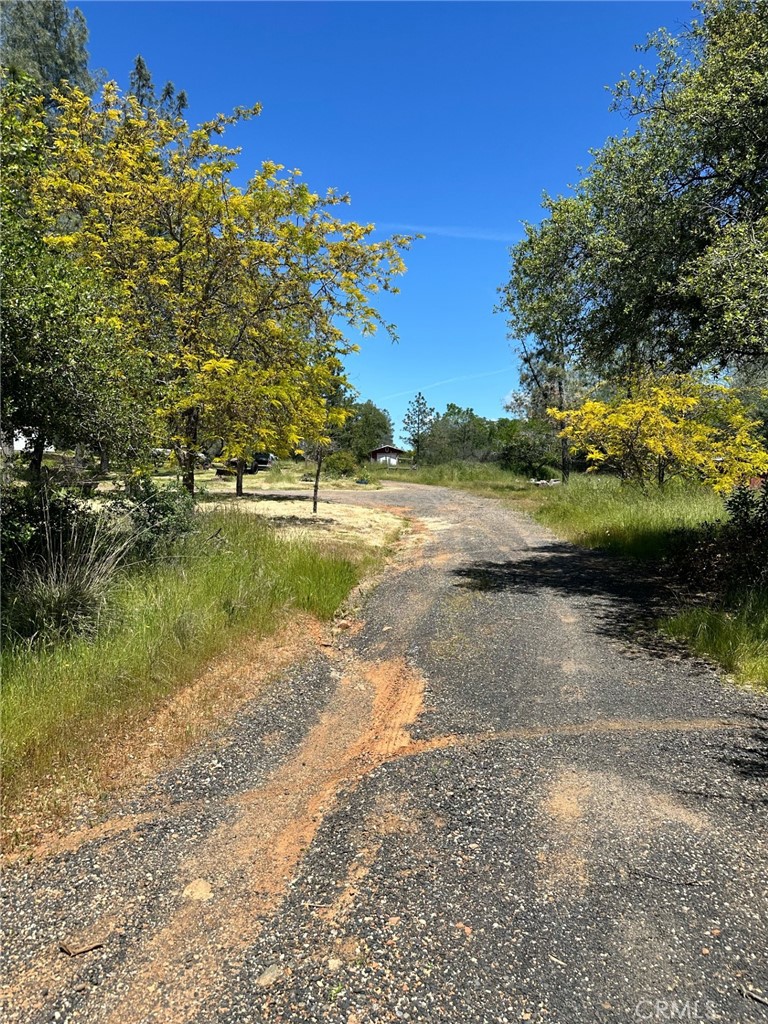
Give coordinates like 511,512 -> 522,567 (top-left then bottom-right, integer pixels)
2,482 -> 766,1024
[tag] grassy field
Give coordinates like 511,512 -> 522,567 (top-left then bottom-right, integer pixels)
1,506 -> 395,822
527,474 -> 725,558
374,462 -> 766,689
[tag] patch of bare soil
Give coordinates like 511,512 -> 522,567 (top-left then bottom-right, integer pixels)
535,767 -> 709,897
208,495 -> 403,550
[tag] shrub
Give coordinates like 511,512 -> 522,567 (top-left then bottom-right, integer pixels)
323,450 -> 359,478
1,488 -> 132,644
107,476 -> 197,558
1,487 -> 101,582
551,373 -> 768,491
667,482 -> 768,595
1,480 -> 197,645
497,421 -> 559,476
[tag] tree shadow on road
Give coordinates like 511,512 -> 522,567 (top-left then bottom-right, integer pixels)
451,541 -> 688,661
725,712 -> 768,788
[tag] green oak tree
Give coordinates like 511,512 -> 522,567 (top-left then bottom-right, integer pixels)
336,400 -> 393,461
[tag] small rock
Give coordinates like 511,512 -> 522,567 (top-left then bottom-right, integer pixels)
182,878 -> 213,901
255,964 -> 283,988
328,957 -> 343,973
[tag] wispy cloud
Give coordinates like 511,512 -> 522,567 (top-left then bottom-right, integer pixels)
380,367 -> 511,401
376,222 -> 520,244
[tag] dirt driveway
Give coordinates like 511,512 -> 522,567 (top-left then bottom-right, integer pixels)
3,482 -> 767,1023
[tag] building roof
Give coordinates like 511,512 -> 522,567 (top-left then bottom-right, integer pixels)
370,444 -> 406,455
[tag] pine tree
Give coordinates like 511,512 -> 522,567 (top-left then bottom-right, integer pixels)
402,393 -> 435,465
0,0 -> 94,99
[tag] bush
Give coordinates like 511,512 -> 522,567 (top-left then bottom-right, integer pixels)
1,487 -> 101,582
1,487 -> 132,644
107,476 -> 197,559
323,450 -> 360,478
667,482 -> 768,595
497,421 -> 559,476
1,480 -> 197,645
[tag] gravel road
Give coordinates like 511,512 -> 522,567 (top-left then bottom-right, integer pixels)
3,482 -> 767,1024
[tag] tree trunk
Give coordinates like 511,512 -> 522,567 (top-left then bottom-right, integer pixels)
180,450 -> 195,494
560,434 -> 571,484
29,435 -> 45,482
235,459 -> 245,497
180,408 -> 200,495
99,446 -> 110,475
556,378 -> 570,483
313,455 -> 322,514
657,457 -> 666,488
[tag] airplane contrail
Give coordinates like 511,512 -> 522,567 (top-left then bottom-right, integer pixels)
380,367 -> 511,401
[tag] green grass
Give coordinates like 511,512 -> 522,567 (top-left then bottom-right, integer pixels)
376,462 -> 725,559
663,592 -> 768,687
1,508 -> 365,805
530,474 -> 725,559
371,461 -> 534,499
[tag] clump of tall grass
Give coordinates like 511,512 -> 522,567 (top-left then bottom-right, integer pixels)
2,481 -> 198,645
532,474 -> 725,559
663,591 -> 768,689
4,512 -> 133,644
1,508 -> 362,803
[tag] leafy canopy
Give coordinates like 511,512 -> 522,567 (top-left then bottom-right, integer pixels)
21,78 -> 415,488
550,373 -> 768,492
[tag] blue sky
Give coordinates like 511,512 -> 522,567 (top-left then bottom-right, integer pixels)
80,0 -> 693,439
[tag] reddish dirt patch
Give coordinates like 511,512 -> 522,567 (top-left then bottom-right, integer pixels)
95,654 -> 427,1024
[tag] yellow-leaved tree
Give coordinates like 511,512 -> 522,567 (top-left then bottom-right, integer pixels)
33,83 -> 415,491
549,373 -> 768,491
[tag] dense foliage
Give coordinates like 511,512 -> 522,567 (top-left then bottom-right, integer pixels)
1,61 -> 414,491
499,0 -> 768,484
669,482 -> 768,595
551,372 -> 768,490
501,0 -> 768,380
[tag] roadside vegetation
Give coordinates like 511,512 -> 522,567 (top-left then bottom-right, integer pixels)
484,1 -> 768,690
0,1 -> 413,828
1,494 -> 385,819
1,0 -> 766,836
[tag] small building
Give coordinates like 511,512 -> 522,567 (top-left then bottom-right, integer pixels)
369,444 -> 406,466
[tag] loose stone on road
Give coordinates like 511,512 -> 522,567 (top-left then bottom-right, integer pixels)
2,483 -> 766,1023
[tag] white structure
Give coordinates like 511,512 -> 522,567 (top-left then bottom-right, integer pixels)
369,445 -> 406,466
